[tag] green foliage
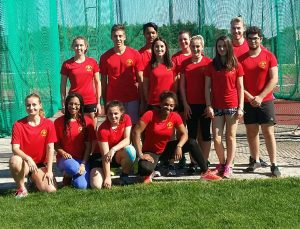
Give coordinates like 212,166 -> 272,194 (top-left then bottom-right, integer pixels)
0,178 -> 299,228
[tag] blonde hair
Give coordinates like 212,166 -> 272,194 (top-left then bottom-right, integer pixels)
25,93 -> 45,118
230,16 -> 246,28
190,35 -> 205,47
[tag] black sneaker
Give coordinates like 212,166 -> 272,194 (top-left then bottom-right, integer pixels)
271,164 -> 281,177
186,164 -> 197,175
177,156 -> 186,169
245,161 -> 261,172
167,165 -> 176,176
249,156 -> 268,167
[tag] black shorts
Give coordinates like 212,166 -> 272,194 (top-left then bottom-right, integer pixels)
88,153 -> 120,170
84,104 -> 97,113
244,100 -> 276,125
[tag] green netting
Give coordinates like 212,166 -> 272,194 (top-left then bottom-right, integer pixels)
1,0 -> 300,136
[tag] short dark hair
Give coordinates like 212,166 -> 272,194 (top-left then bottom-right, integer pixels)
246,26 -> 263,38
143,22 -> 158,34
159,91 -> 178,107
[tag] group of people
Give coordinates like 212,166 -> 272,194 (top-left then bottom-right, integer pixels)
9,16 -> 281,198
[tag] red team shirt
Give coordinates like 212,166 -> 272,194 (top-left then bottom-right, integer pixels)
98,114 -> 132,149
180,56 -> 212,104
239,49 -> 278,102
233,39 -> 249,60
61,57 -> 100,105
99,47 -> 143,102
144,63 -> 176,105
172,51 -> 192,75
139,46 -> 152,69
11,117 -> 57,164
141,110 -> 183,154
206,62 -> 244,109
54,115 -> 96,161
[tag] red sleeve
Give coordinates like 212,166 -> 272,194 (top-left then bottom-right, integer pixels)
60,61 -> 68,76
99,52 -> 108,75
134,50 -> 144,72
97,123 -> 109,142
143,64 -> 151,79
85,116 -> 97,141
173,112 -> 183,127
45,119 -> 57,144
269,52 -> 278,67
92,58 -> 99,73
54,117 -> 63,143
11,122 -> 21,144
204,63 -> 213,77
237,62 -> 244,77
123,114 -> 132,127
140,110 -> 153,125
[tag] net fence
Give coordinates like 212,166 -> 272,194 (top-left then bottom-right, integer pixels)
0,0 -> 299,136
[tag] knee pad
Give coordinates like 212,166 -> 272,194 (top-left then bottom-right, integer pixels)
124,145 -> 136,162
63,159 -> 80,176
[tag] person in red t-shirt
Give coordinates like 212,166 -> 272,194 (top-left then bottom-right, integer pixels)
139,22 -> 158,69
60,36 -> 101,127
89,100 -> 136,189
133,91 -> 221,183
100,24 -> 144,124
240,26 -> 281,177
230,16 -> 249,60
180,35 -> 212,165
205,36 -> 244,178
10,93 -> 57,198
54,93 -> 95,189
143,37 -> 176,108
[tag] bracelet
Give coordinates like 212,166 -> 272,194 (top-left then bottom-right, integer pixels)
138,153 -> 144,159
176,145 -> 182,148
238,107 -> 244,113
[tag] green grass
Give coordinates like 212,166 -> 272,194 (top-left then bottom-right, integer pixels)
0,178 -> 299,228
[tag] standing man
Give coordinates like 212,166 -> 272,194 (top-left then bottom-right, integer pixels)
240,26 -> 280,177
230,16 -> 249,59
100,24 -> 144,124
231,17 -> 268,167
139,22 -> 158,68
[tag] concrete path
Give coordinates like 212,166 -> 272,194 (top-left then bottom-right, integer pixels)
1,123 -> 300,190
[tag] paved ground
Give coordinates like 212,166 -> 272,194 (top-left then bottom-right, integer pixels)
1,121 -> 299,190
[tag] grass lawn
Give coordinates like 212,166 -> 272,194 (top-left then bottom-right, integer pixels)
0,178 -> 299,228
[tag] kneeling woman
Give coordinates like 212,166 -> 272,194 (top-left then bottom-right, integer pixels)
89,101 -> 136,189
10,93 -> 57,198
133,91 -> 221,183
54,93 -> 95,189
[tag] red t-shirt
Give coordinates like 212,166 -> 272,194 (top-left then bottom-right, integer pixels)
11,117 -> 57,164
206,62 -> 244,109
239,49 -> 278,102
233,39 -> 249,60
141,110 -> 183,154
61,56 -> 99,105
139,46 -> 152,70
99,47 -> 143,102
144,63 -> 175,105
54,115 -> 96,161
172,51 -> 192,75
97,114 -> 132,149
181,56 -> 212,104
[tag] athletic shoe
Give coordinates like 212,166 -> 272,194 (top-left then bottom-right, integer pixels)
213,163 -> 225,176
186,164 -> 197,175
201,169 -> 222,181
177,156 -> 186,169
15,187 -> 28,198
271,164 -> 281,177
143,174 -> 152,184
249,156 -> 268,167
167,165 -> 176,176
119,175 -> 130,185
223,165 -> 233,178
153,170 -> 161,177
245,161 -> 261,172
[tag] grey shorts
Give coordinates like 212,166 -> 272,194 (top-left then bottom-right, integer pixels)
244,100 -> 276,125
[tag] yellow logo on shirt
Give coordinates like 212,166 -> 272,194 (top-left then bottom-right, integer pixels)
258,61 -> 266,69
78,127 -> 83,133
126,59 -> 133,66
85,65 -> 93,72
167,122 -> 173,129
40,129 -> 47,137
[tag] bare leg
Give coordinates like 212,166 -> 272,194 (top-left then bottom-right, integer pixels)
245,124 -> 260,161
90,167 -> 104,189
31,167 -> 57,192
224,115 -> 238,167
212,116 -> 226,164
261,124 -> 277,164
9,155 -> 29,189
